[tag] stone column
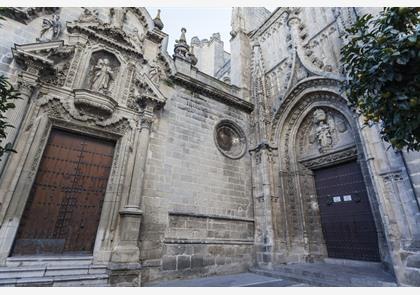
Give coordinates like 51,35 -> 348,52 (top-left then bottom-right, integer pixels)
230,30 -> 251,99
111,98 -> 161,265
249,142 -> 277,268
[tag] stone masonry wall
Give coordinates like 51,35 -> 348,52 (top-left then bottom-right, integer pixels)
140,85 -> 254,283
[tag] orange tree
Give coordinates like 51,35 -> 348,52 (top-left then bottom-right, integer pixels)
341,7 -> 420,151
0,11 -> 19,159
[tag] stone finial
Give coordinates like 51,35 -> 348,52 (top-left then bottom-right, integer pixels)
174,28 -> 190,59
178,28 -> 187,44
173,27 -> 198,65
153,9 -> 164,30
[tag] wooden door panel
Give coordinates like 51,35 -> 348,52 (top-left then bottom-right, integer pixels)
11,129 -> 114,256
314,160 -> 380,261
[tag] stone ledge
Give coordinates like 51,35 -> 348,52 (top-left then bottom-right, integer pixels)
164,238 -> 254,245
168,211 -> 254,223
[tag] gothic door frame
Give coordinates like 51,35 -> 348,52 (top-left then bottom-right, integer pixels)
271,83 -> 391,267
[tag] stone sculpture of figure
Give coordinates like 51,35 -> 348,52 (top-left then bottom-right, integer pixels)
109,7 -> 127,30
313,109 -> 333,151
39,14 -> 62,42
127,28 -> 144,51
90,58 -> 114,93
78,8 -> 100,23
148,61 -> 163,85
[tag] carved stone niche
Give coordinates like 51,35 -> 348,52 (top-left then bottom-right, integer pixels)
214,120 -> 247,159
74,50 -> 121,118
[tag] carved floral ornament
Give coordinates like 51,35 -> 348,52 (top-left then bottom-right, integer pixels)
214,120 -> 247,160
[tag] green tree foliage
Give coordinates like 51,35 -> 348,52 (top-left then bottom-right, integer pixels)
0,76 -> 19,159
341,7 -> 420,151
0,10 -> 20,159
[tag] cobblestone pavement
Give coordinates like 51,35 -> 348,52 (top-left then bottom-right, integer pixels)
145,272 -> 310,287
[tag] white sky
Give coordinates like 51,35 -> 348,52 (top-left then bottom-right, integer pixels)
147,7 -> 233,53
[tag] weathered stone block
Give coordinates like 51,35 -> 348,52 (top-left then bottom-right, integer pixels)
162,256 -> 176,271
177,255 -> 191,270
191,255 -> 204,269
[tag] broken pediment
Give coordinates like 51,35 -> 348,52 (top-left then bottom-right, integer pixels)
12,41 -> 75,84
128,73 -> 166,111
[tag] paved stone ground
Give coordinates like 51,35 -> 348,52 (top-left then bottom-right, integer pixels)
144,272 -> 310,287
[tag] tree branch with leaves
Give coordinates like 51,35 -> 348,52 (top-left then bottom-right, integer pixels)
341,7 -> 420,151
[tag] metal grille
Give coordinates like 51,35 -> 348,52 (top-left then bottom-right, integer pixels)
314,160 -> 380,261
11,129 -> 115,256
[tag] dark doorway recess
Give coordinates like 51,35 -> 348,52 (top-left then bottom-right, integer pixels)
314,160 -> 380,261
11,129 -> 115,256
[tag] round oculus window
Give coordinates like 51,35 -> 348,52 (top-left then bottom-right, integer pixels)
214,120 -> 246,159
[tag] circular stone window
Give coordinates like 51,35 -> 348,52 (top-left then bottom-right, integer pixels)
214,120 -> 247,159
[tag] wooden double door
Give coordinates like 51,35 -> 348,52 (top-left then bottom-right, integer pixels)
11,129 -> 115,256
313,160 -> 380,261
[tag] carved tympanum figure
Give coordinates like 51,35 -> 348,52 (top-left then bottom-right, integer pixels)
313,109 -> 333,151
90,58 -> 114,93
39,14 -> 61,42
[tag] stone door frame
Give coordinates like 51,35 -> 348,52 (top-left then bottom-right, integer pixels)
270,79 -> 392,268
0,97 -> 134,265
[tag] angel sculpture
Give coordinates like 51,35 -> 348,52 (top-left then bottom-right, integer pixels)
39,14 -> 62,42
90,58 -> 114,94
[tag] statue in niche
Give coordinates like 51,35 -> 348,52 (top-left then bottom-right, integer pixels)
90,58 -> 114,94
38,14 -> 62,42
312,109 -> 333,152
109,7 -> 127,30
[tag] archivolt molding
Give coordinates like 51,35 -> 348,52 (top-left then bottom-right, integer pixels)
272,77 -> 345,141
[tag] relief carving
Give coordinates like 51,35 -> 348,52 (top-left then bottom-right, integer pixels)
303,108 -> 351,156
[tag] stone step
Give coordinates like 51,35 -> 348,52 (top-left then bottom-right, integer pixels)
6,256 -> 93,267
323,258 -> 384,269
0,273 -> 109,287
0,264 -> 108,279
250,263 -> 398,287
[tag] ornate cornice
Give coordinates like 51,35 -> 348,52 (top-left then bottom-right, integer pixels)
172,72 -> 254,113
66,23 -> 144,60
300,146 -> 357,169
0,7 -> 59,24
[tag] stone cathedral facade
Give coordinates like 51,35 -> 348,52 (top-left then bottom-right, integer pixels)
0,7 -> 419,286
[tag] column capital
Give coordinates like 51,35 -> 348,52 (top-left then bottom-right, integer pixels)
17,73 -> 37,97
